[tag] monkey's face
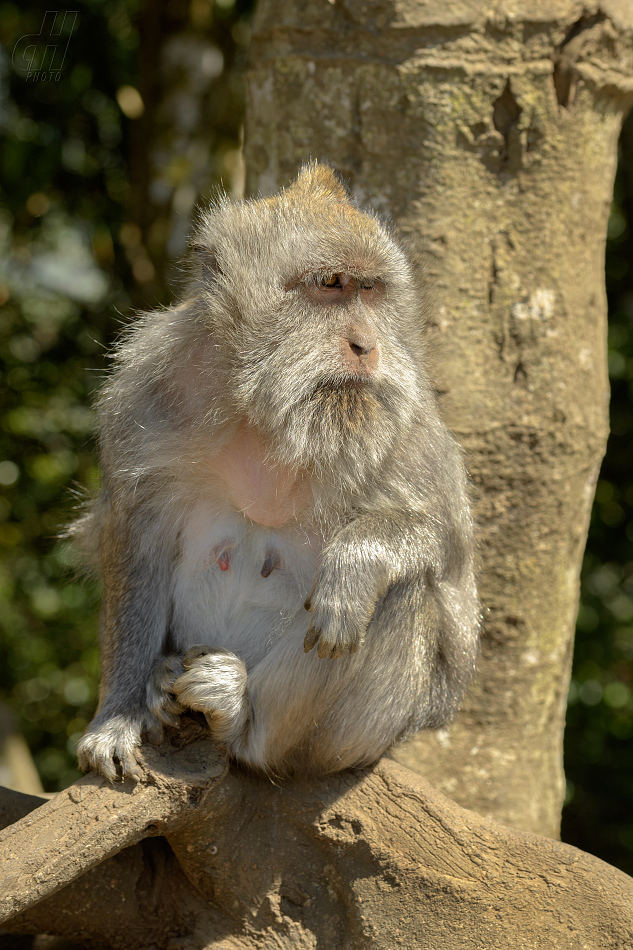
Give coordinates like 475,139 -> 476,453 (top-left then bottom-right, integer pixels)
225,264 -> 424,487
190,167 -> 430,487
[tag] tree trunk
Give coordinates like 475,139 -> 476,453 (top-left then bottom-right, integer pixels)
121,0 -> 247,305
245,0 -> 633,837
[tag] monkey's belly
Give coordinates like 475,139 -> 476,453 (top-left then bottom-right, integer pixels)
171,501 -> 321,668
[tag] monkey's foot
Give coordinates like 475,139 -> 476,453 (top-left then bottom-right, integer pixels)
171,647 -> 249,746
77,713 -> 150,783
147,654 -> 188,728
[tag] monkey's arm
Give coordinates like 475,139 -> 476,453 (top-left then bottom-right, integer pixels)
77,502 -> 174,782
304,508 -> 473,659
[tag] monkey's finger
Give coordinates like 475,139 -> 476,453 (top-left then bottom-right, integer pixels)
304,628 -> 320,652
154,706 -> 180,728
304,576 -> 319,612
163,694 -> 185,715
158,655 -> 185,675
145,720 -> 164,745
317,638 -> 336,659
329,643 -> 348,659
147,684 -> 183,726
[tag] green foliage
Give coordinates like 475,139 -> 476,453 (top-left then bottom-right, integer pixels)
0,0 -> 251,790
561,113 -> 633,874
0,0 -> 138,789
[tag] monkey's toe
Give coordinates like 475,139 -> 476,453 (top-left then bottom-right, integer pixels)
77,714 -> 146,784
77,743 -> 137,784
77,741 -> 118,784
118,749 -> 143,782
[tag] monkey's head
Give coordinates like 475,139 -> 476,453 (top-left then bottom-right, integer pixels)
189,163 -> 431,487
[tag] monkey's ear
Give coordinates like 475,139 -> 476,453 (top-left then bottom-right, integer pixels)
292,162 -> 349,202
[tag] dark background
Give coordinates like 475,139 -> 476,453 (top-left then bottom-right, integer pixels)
0,1 -> 632,874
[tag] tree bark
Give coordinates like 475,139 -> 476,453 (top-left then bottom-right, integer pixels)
244,0 -> 633,837
2,740 -> 633,950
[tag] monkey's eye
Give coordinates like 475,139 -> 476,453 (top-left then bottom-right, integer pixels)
321,274 -> 342,288
359,279 -> 374,291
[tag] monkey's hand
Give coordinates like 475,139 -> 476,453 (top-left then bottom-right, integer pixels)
303,543 -> 387,659
77,707 -> 162,783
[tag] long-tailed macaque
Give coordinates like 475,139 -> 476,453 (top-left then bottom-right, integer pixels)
74,163 -> 480,782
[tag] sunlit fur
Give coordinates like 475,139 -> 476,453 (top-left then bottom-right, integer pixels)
73,163 -> 480,783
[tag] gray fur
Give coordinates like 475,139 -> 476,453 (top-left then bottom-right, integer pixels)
73,163 -> 480,782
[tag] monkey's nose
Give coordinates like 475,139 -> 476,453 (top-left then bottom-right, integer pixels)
342,328 -> 378,372
347,327 -> 376,355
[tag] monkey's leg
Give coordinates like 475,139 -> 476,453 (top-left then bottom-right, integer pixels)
168,573 -> 476,775
241,577 -> 475,774
77,507 -> 176,783
168,627 -> 380,774
168,636 -> 336,772
305,578 -> 476,771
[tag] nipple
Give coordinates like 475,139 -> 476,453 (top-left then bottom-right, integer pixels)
261,549 -> 281,578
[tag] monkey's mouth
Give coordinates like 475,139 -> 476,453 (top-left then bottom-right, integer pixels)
333,373 -> 373,387
266,370 -> 409,473
313,374 -> 375,395
302,376 -> 384,425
